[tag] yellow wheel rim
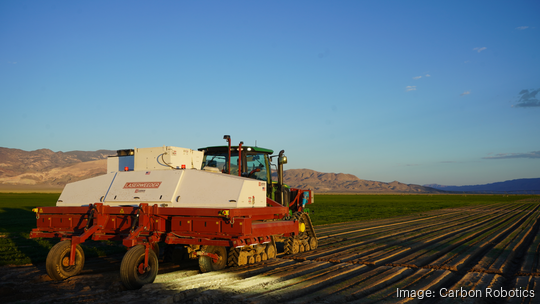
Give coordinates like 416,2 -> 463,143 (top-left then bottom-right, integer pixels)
299,222 -> 306,232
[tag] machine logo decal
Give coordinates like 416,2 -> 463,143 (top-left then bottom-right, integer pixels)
123,182 -> 162,189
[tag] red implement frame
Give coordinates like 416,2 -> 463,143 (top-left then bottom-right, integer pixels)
30,198 -> 299,267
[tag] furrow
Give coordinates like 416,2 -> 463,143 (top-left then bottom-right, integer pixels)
307,209 -> 501,264
349,268 -> 454,304
518,223 -> 540,275
313,210 -> 456,234
506,276 -> 536,304
387,205 -> 532,269
159,258 -> 295,288
316,214 -> 461,247
315,202 -> 519,239
219,261 -> 336,296
316,211 -> 468,240
315,204 -> 518,250
325,266 -> 416,304
474,208 -> 540,275
346,209 -> 513,267
428,207 -> 535,271
437,272 -> 505,303
245,263 -> 366,304
393,269 -> 455,304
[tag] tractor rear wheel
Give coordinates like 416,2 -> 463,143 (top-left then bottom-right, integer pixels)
199,246 -> 227,273
120,245 -> 158,290
46,240 -> 85,281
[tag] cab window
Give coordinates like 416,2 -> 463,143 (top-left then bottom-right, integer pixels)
245,153 -> 268,181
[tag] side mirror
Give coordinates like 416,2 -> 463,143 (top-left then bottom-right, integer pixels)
279,156 -> 288,164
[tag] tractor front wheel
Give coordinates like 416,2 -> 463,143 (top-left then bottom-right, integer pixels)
120,245 -> 159,290
199,246 -> 228,273
46,240 -> 85,281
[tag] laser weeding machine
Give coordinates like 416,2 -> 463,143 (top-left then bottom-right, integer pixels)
30,136 -> 316,289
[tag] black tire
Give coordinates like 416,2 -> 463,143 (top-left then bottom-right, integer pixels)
46,240 -> 85,281
285,238 -> 300,254
199,246 -> 228,273
120,245 -> 159,290
228,247 -> 240,267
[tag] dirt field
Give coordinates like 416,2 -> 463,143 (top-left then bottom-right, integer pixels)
2,200 -> 540,303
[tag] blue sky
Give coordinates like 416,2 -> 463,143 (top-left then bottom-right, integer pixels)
1,1 -> 538,186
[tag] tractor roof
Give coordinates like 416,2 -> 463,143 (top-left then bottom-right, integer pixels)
198,145 -> 273,154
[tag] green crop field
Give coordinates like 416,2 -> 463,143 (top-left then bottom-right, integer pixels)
0,193 -> 126,266
0,192 -> 537,266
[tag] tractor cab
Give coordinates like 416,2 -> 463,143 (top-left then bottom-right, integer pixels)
199,135 -> 311,212
198,145 -> 274,195
199,146 -> 272,180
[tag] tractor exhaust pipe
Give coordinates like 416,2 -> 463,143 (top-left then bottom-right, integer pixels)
238,141 -> 243,176
277,150 -> 287,205
223,135 -> 231,174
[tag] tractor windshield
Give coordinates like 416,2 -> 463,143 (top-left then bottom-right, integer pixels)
201,151 -> 270,182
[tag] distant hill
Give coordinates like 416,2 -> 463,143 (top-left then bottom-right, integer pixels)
424,178 -> 540,194
0,147 -> 444,193
280,169 -> 443,193
0,147 -> 114,191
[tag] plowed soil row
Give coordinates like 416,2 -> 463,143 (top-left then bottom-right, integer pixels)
2,202 -> 540,303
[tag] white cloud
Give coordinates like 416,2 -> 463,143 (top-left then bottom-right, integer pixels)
473,47 -> 487,53
460,90 -> 471,96
516,26 -> 529,30
405,86 -> 416,92
425,74 -> 430,77
413,76 -> 422,80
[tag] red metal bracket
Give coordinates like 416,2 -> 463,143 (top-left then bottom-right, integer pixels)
69,224 -> 102,265
123,226 -> 145,247
144,244 -> 150,269
267,197 -> 283,207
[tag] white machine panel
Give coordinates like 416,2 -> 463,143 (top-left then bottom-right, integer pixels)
57,169 -> 267,208
57,173 -> 117,206
174,170 -> 266,208
103,170 -> 184,205
134,146 -> 203,171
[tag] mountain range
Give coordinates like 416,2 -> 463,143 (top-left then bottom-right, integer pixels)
0,147 -> 537,194
424,178 -> 540,194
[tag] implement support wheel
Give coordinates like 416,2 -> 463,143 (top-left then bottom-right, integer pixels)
46,240 -> 85,281
199,246 -> 228,273
120,245 -> 159,290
